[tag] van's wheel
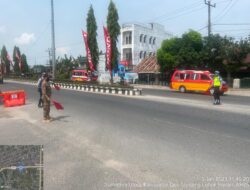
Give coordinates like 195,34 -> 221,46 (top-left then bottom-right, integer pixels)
179,86 -> 186,93
209,88 -> 214,95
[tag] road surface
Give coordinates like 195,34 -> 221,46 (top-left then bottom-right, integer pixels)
0,81 -> 250,189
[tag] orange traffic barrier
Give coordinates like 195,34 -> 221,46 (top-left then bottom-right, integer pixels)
0,90 -> 26,107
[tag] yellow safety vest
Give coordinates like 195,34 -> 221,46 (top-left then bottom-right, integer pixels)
213,76 -> 221,87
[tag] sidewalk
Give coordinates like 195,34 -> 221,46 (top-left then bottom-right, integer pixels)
132,84 -> 250,97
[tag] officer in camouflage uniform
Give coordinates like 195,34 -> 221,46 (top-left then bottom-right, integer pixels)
42,73 -> 52,121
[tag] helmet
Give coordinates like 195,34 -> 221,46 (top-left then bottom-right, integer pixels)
215,70 -> 220,75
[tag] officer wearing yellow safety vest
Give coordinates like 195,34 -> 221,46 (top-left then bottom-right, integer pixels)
213,71 -> 222,105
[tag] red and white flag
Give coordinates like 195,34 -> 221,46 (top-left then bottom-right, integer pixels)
81,30 -> 94,72
6,53 -> 14,67
15,52 -> 22,71
103,26 -> 112,75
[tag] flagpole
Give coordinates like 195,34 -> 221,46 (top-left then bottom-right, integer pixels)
51,0 -> 56,79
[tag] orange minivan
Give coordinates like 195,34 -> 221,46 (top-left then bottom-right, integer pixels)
71,69 -> 98,82
169,70 -> 228,95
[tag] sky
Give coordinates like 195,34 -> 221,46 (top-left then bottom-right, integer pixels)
0,0 -> 249,66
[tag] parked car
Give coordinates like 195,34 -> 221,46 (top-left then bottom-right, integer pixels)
71,69 -> 98,82
169,70 -> 228,95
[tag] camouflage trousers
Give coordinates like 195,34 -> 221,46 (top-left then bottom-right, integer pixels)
43,97 -> 51,120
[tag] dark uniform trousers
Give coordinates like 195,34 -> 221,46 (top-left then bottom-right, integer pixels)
214,86 -> 220,103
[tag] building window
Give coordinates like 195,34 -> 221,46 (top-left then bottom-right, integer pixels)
126,53 -> 131,60
123,31 -> 132,45
144,35 -> 147,43
144,51 -> 147,58
123,48 -> 132,62
149,37 -> 152,44
128,35 -> 132,44
153,38 -> 156,45
140,51 -> 143,59
140,34 -> 143,42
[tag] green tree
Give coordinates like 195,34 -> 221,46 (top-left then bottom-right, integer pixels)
1,46 -> 11,74
107,0 -> 120,83
21,54 -> 29,73
86,5 -> 99,70
31,65 -> 47,74
157,30 -> 203,72
76,55 -> 88,69
13,46 -> 21,74
221,36 -> 250,83
56,55 -> 78,80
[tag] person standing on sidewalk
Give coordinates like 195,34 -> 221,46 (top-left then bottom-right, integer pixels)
37,72 -> 45,108
213,71 -> 222,105
42,73 -> 52,122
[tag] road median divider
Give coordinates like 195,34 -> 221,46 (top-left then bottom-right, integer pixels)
54,82 -> 142,96
5,79 -> 142,96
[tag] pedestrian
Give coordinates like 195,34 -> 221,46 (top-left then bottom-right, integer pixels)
37,73 -> 45,108
42,73 -> 52,122
213,71 -> 222,105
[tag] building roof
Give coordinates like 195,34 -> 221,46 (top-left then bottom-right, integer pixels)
121,22 -> 173,37
133,56 -> 160,74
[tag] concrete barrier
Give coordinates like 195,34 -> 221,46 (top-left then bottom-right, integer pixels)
118,88 -> 122,95
105,87 -> 110,93
100,87 -> 104,93
90,86 -> 94,92
111,88 -> 116,94
233,79 -> 240,89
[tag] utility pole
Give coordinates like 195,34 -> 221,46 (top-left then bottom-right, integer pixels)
46,48 -> 52,69
204,0 -> 216,37
51,0 -> 56,79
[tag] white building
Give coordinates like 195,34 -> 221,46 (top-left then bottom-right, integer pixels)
120,22 -> 172,68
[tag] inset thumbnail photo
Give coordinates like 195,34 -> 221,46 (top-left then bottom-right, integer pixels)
0,145 -> 43,190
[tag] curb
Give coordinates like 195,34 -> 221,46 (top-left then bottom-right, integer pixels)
56,83 -> 142,96
25,81 -> 142,96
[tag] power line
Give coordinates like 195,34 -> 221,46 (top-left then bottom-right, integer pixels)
213,0 -> 232,21
213,0 -> 239,22
213,28 -> 250,32
158,6 -> 206,23
148,0 -> 203,22
197,25 -> 208,31
22,22 -> 50,54
216,0 -> 232,4
213,23 -> 250,26
56,42 -> 82,48
31,22 -> 50,47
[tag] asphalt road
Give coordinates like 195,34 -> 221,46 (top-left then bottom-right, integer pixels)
0,82 -> 250,190
142,88 -> 250,106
